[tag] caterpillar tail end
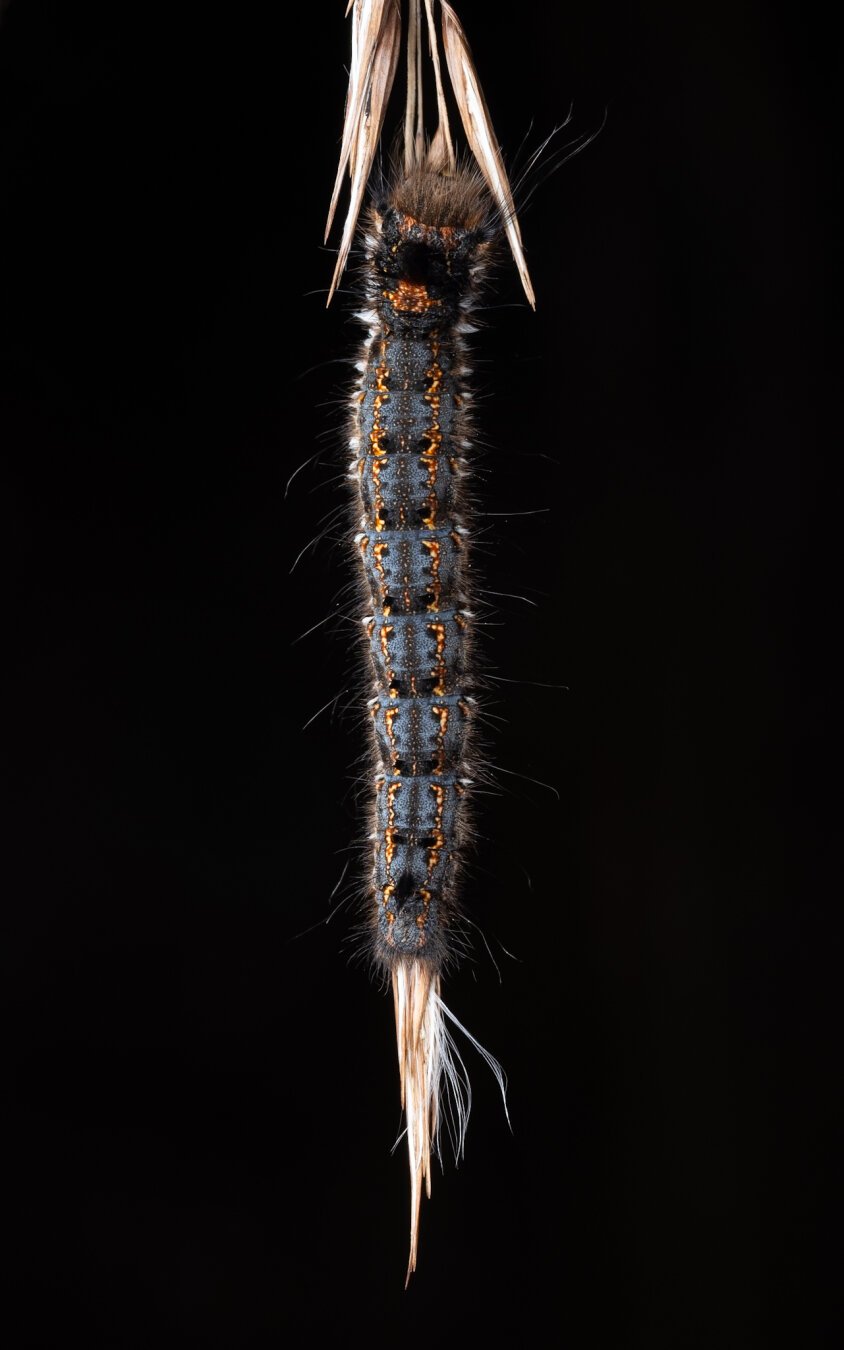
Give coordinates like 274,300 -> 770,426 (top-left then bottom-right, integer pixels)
392,960 -> 443,1285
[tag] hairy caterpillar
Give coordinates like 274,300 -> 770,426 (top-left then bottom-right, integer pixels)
325,0 -> 534,1279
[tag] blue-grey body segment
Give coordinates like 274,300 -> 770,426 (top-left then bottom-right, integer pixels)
369,694 -> 469,777
360,528 -> 462,614
364,611 -> 467,693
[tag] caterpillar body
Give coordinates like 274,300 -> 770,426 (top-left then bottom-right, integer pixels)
326,0 -> 534,1278
354,166 -> 491,969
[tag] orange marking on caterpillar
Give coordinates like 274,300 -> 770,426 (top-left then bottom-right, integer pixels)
373,540 -> 389,599
419,350 -> 444,488
425,365 -> 444,398
370,357 -> 391,456
432,702 -> 449,758
371,456 -> 388,531
384,280 -> 443,313
385,781 -> 401,869
379,623 -> 394,676
385,705 -> 399,763
421,491 -> 438,529
414,886 -> 433,932
427,621 -> 448,695
422,537 -> 441,579
397,215 -> 459,248
424,826 -> 445,878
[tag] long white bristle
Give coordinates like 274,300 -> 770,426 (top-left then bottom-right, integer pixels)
391,961 -> 507,1282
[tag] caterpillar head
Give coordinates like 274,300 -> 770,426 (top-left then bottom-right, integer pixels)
370,187 -> 494,326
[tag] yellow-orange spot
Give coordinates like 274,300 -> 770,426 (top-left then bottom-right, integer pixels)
373,539 -> 388,584
384,280 -> 442,314
427,622 -> 448,695
379,623 -> 394,672
371,455 -> 388,532
418,345 -> 444,489
368,353 -> 391,482
425,791 -> 446,880
425,367 -> 443,397
421,492 -> 438,529
432,703 -> 449,742
398,215 -> 458,246
423,823 -> 445,878
385,706 -> 399,761
420,436 -> 441,491
422,538 -> 441,605
422,537 -> 441,563
415,887 -> 432,929
384,781 -> 401,871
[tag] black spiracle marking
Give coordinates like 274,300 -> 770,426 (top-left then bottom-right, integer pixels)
350,180 -> 495,972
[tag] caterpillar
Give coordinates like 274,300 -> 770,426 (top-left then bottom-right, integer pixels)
325,0 -> 535,1279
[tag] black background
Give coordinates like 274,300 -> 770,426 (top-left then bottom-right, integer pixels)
3,1 -> 832,1344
